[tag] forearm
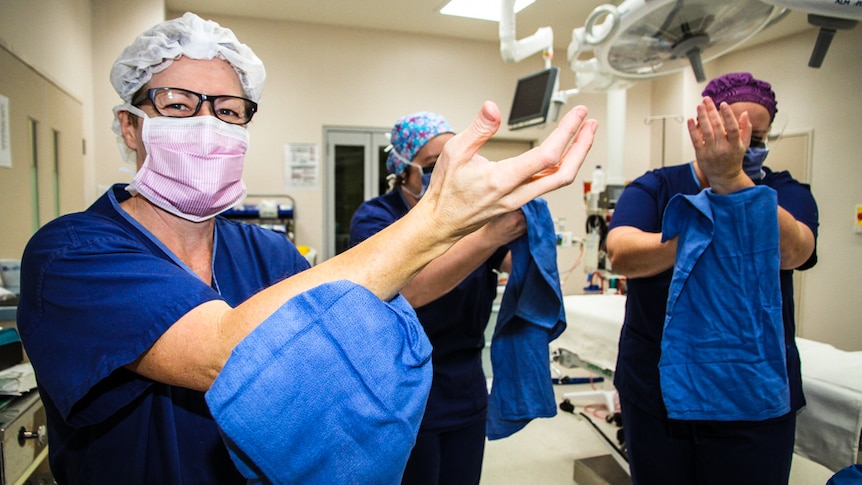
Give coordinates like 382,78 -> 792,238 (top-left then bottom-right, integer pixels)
606,226 -> 676,278
134,205 -> 457,391
241,204 -> 455,315
777,206 -> 815,269
401,228 -> 503,307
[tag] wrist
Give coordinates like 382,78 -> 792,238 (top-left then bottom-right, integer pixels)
708,172 -> 755,194
402,203 -> 461,258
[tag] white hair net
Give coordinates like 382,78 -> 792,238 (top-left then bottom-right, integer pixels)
110,12 -> 266,103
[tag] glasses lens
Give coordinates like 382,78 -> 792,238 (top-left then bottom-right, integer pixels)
212,96 -> 256,124
148,88 -> 256,124
152,89 -> 200,118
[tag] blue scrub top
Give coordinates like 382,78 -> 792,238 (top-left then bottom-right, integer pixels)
17,185 -> 310,484
609,163 -> 819,419
349,189 -> 507,430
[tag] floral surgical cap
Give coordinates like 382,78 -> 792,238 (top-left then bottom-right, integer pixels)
702,72 -> 777,121
386,112 -> 454,176
109,12 -> 266,103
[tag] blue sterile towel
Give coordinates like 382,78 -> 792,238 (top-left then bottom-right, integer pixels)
205,280 -> 433,484
487,198 -> 566,440
828,465 -> 862,485
659,186 -> 789,421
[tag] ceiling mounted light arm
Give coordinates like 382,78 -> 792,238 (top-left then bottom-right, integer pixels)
499,0 -> 554,66
805,14 -> 857,67
584,5 -> 621,45
758,0 -> 861,68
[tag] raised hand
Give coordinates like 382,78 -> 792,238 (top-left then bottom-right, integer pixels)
687,97 -> 754,194
421,101 -> 597,238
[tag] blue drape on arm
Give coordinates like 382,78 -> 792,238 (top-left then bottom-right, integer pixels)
206,281 -> 433,484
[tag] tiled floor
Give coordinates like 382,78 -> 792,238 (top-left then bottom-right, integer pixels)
480,381 -> 837,484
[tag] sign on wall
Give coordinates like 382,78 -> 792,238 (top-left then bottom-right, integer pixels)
284,143 -> 319,191
0,94 -> 10,168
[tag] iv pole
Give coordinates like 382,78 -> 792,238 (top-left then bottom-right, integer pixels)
644,115 -> 683,167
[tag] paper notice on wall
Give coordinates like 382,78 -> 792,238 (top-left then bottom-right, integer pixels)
284,143 -> 318,191
0,95 -> 11,168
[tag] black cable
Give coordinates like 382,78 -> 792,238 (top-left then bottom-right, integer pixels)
560,400 -> 628,464
578,411 -> 629,464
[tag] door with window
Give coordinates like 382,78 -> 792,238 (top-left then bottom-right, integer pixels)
324,129 -> 390,259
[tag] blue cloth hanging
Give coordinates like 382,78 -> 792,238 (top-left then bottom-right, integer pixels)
827,465 -> 862,485
660,186 -> 789,421
487,198 -> 566,439
206,280 -> 432,484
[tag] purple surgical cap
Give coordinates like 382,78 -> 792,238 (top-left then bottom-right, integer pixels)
702,72 -> 777,121
387,112 -> 454,176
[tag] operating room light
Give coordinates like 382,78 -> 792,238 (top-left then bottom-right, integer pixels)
440,0 -> 536,22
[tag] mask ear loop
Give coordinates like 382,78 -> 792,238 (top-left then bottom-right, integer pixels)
400,162 -> 427,199
112,104 -> 150,166
383,143 -> 401,192
387,146 -> 418,189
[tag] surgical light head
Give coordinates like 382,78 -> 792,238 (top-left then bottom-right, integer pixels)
110,12 -> 266,104
386,112 -> 453,176
701,72 -> 777,122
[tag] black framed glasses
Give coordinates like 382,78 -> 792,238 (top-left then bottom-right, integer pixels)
132,87 -> 258,125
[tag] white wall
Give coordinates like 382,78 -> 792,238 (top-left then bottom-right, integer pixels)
1,3 -> 858,350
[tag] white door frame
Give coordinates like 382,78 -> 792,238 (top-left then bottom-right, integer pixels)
323,127 -> 389,260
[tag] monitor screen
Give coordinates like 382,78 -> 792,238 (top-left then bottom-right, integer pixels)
507,67 -> 559,131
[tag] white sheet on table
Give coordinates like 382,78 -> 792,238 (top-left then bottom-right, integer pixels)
555,294 -> 626,374
795,337 -> 862,472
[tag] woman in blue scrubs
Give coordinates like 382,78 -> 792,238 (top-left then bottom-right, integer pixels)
607,73 -> 819,485
15,14 -> 599,485
349,112 -> 526,485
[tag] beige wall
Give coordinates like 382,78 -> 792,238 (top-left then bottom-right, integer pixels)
1,3 -> 859,350
0,0 -> 93,207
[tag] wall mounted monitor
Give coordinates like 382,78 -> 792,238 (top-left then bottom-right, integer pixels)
507,66 -> 559,131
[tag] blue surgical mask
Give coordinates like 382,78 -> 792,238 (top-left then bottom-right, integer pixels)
743,142 -> 769,180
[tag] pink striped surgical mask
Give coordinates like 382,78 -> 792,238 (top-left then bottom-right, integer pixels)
122,105 -> 248,222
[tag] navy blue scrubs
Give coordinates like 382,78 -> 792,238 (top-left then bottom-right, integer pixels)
609,163 -> 819,484
18,184 -> 310,484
